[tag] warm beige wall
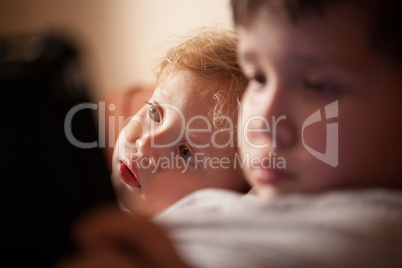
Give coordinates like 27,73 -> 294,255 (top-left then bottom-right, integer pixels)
0,0 -> 233,100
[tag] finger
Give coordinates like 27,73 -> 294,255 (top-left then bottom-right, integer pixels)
73,206 -> 160,250
72,206 -> 189,267
72,206 -> 143,250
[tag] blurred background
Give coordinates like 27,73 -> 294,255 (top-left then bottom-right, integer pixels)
0,0 -> 233,101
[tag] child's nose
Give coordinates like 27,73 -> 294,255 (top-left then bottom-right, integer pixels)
122,115 -> 147,147
135,131 -> 173,167
258,84 -> 297,149
136,136 -> 158,167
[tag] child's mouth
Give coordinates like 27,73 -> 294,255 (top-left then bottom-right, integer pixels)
252,167 -> 293,185
118,160 -> 141,188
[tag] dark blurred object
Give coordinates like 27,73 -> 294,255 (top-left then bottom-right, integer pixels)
0,35 -> 116,267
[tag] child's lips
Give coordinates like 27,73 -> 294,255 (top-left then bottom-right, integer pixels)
252,167 -> 294,185
118,159 -> 141,188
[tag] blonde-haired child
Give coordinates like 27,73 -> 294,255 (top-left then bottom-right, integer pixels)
111,28 -> 249,217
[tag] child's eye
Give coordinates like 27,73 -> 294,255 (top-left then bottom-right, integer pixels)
147,102 -> 161,123
303,79 -> 333,96
254,73 -> 267,85
242,66 -> 266,90
248,73 -> 267,89
178,145 -> 194,164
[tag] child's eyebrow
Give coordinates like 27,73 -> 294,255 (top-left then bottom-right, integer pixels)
292,55 -> 348,69
237,50 -> 257,65
238,49 -> 350,70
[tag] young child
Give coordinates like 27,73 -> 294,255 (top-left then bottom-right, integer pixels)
111,28 -> 250,217
233,0 -> 402,198
57,0 -> 402,267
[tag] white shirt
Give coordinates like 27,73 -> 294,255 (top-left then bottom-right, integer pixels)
155,188 -> 402,268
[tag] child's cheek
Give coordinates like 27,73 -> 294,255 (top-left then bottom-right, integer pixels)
302,120 -> 328,155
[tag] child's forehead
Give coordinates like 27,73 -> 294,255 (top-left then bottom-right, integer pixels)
158,71 -> 226,99
258,5 -> 367,41
236,0 -> 402,71
238,4 -> 402,99
238,5 -> 379,69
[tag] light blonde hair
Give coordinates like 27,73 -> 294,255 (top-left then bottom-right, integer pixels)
156,28 -> 248,181
156,27 -> 247,130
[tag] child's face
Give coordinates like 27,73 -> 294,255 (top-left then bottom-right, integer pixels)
237,5 -> 402,199
112,70 -> 246,217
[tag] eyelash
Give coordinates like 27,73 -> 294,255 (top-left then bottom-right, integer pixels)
241,66 -> 266,86
254,73 -> 267,85
246,73 -> 267,91
244,70 -> 336,99
146,102 -> 162,123
303,79 -> 334,96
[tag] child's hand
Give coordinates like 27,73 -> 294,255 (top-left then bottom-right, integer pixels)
55,206 -> 190,268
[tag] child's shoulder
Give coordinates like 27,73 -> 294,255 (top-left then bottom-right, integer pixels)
160,187 -> 402,217
156,188 -> 402,268
158,189 -> 250,216
156,188 -> 402,234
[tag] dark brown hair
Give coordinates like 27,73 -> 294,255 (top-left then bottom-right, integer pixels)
231,0 -> 402,63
